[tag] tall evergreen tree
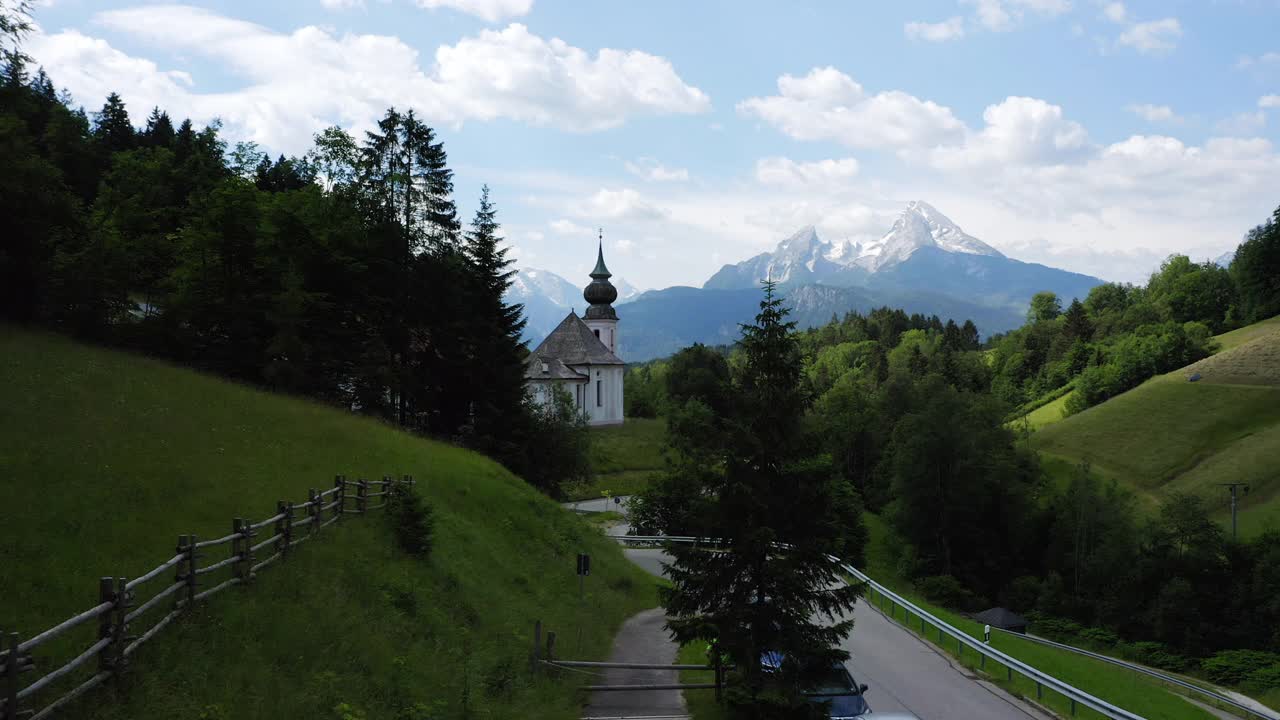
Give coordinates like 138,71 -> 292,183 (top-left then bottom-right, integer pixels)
142,107 -> 175,148
462,185 -> 527,443
1061,298 -> 1093,343
93,92 -> 134,155
663,280 -> 863,716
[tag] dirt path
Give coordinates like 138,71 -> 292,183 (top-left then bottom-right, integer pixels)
581,607 -> 687,719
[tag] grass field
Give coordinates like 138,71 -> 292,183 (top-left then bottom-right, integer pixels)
861,514 -> 1221,720
565,417 -> 666,501
0,327 -> 659,720
1032,317 -> 1280,537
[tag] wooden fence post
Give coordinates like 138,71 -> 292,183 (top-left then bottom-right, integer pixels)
335,475 -> 346,519
4,630 -> 21,720
357,479 -> 368,513
307,489 -> 318,536
97,577 -> 114,674
175,536 -> 192,608
112,577 -> 129,673
277,501 -> 292,559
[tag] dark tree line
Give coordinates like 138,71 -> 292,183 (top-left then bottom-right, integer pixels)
0,46 -> 578,492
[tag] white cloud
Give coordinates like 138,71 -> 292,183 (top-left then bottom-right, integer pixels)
625,158 -> 689,182
320,0 -> 365,9
549,218 -> 590,236
754,156 -> 859,188
1215,111 -> 1266,136
737,67 -> 965,149
1101,2 -> 1127,24
1117,18 -> 1182,54
924,96 -> 1090,170
27,6 -> 709,154
1126,103 -> 1180,123
575,188 -> 666,221
904,17 -> 965,42
412,0 -> 532,22
1260,95 -> 1280,109
962,0 -> 1071,32
1236,51 -> 1280,70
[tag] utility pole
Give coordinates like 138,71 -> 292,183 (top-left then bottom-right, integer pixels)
1219,483 -> 1250,539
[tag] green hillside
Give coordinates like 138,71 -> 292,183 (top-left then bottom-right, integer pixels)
1033,316 -> 1280,536
0,327 -> 657,719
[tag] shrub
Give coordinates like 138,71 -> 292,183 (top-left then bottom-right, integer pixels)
390,486 -> 435,557
1202,650 -> 1280,686
1244,664 -> 1280,693
1079,627 -> 1120,648
918,575 -> 978,611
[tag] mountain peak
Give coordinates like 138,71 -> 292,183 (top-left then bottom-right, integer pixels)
874,200 -> 1003,270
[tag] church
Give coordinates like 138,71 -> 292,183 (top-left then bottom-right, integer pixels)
524,240 -> 625,425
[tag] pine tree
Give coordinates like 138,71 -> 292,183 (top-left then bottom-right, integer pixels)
463,185 -> 528,445
1061,298 -> 1093,343
93,92 -> 134,155
142,107 -> 175,147
662,280 -> 863,715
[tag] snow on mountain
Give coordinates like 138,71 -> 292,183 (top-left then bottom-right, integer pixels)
704,201 -> 1002,289
507,267 -> 644,346
1213,250 -> 1236,268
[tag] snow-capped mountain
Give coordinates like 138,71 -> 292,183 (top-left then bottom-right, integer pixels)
506,268 -> 645,346
705,201 -> 1003,288
1213,250 -> 1236,268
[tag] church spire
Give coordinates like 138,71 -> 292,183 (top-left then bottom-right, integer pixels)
583,229 -> 618,317
591,228 -> 612,279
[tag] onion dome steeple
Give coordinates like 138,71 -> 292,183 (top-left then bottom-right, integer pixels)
584,229 -> 618,319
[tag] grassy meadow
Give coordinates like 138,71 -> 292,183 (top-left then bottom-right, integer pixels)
0,327 -> 659,719
564,416 -> 666,501
1031,316 -> 1280,537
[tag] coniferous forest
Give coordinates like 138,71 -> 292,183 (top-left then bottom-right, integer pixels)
0,48 -> 586,493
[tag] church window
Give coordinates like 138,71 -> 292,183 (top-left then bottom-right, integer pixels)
596,380 -> 602,407
594,329 -> 600,339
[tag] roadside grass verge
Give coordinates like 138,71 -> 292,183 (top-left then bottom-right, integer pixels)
679,641 -> 726,720
862,513 -> 1220,720
0,327 -> 659,719
564,469 -> 660,502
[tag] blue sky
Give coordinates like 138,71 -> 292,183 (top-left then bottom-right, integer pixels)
23,0 -> 1280,289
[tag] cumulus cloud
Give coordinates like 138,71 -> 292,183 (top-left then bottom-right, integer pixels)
320,0 -> 365,9
1236,51 -> 1280,70
1126,103 -> 1180,123
575,188 -> 667,221
412,0 -> 532,22
904,17 -> 965,42
1117,17 -> 1182,54
1101,2 -> 1127,23
754,156 -> 859,188
962,0 -> 1071,32
549,218 -> 590,236
1261,95 -> 1280,109
737,67 -> 964,149
27,6 -> 709,153
924,96 -> 1090,170
625,158 -> 689,182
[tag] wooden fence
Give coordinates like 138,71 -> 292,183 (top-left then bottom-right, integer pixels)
0,473 -> 415,720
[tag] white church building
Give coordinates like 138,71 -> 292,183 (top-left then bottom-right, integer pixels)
524,241 -> 625,425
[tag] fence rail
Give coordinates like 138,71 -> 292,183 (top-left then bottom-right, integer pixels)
0,473 -> 415,720
609,535 -> 1149,720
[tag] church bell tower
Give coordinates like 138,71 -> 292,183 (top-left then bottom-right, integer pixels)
583,230 -> 619,355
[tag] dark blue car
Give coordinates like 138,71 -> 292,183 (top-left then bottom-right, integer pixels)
760,652 -> 870,718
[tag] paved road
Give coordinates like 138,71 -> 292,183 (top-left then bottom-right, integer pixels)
614,548 -> 1051,720
582,607 -> 687,720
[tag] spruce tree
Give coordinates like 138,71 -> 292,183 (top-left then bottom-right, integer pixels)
142,107 -> 175,147
93,92 -> 134,155
662,280 -> 863,716
463,185 -> 527,444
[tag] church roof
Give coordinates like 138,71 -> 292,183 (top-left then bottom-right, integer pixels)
525,354 -> 589,381
529,312 -> 624,368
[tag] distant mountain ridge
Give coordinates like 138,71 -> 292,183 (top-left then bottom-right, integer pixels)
512,202 -> 1106,362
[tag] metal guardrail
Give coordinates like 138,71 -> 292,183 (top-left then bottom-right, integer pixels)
611,535 -> 1148,720
998,630 -> 1279,720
